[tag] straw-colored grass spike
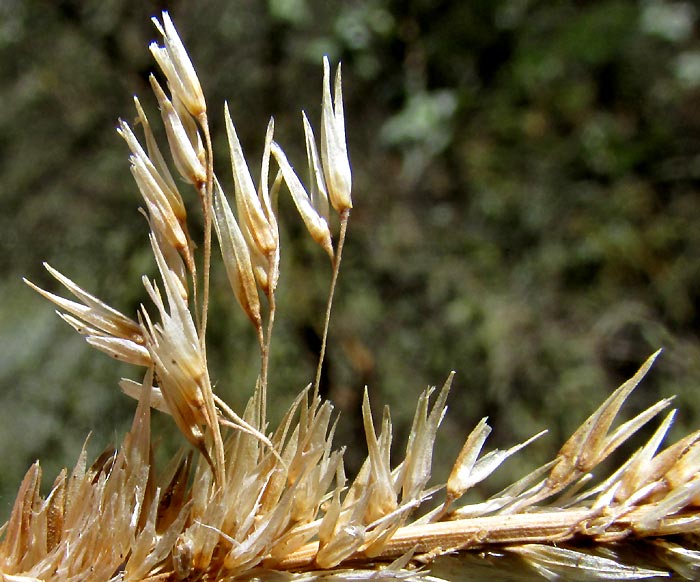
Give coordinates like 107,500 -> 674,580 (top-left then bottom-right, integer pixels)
303,111 -> 331,223
141,231 -> 224,483
133,96 -> 185,212
255,117 -> 281,296
320,57 -> 352,214
225,104 -> 278,260
149,75 -> 206,187
543,349 -> 666,499
10,9 -> 700,582
361,391 -> 399,524
444,417 -> 492,511
270,141 -> 334,258
221,105 -> 282,417
150,11 -> 206,119
23,263 -> 149,367
212,178 -> 263,332
118,119 -> 194,275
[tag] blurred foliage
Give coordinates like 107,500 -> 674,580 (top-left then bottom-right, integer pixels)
2,0 -> 700,520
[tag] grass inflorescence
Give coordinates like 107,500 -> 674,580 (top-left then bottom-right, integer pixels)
3,12 -> 700,582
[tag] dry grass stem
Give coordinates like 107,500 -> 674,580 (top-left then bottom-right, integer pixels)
5,11 -> 700,582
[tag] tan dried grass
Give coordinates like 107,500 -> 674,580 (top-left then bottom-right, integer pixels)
4,11 -> 700,582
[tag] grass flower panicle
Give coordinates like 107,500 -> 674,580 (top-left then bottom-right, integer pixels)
6,10 -> 700,582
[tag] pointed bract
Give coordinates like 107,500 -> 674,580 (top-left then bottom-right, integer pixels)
321,57 -> 352,213
271,141 -> 334,259
303,111 -> 330,223
150,11 -> 206,118
212,178 -> 263,329
24,264 -> 148,367
225,104 -> 277,257
150,76 -> 206,185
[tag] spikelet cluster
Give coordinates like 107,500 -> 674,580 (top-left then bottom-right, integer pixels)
4,11 -> 700,582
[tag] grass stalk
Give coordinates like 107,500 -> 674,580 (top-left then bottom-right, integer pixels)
314,208 -> 350,399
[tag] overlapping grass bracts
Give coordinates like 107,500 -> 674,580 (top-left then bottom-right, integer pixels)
3,12 -> 700,582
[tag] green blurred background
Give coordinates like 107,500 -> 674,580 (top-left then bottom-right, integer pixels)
2,0 -> 700,521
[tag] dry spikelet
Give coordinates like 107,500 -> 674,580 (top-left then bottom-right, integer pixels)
361,392 -> 398,524
150,11 -> 206,119
271,141 -> 334,258
445,419 -> 546,513
257,117 -> 281,294
150,75 -> 206,186
133,96 -> 185,211
140,232 -> 224,481
212,178 -> 263,329
522,349 -> 668,506
118,116 -> 194,275
303,112 -> 331,224
321,57 -> 352,213
225,104 -> 278,258
23,263 -> 150,367
395,373 -> 452,505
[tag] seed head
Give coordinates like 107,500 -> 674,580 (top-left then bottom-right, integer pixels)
212,179 -> 263,330
271,141 -> 334,259
24,264 -> 149,367
118,119 -> 194,274
150,11 -> 206,118
150,76 -> 206,185
321,57 -> 352,213
225,104 -> 278,257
